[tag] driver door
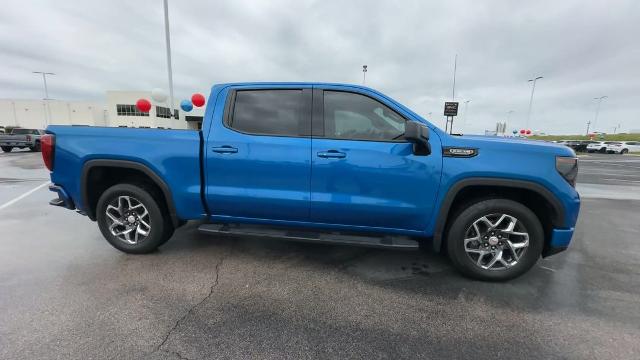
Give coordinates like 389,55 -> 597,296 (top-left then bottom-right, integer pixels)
310,88 -> 441,231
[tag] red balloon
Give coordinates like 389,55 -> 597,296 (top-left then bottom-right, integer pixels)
520,129 -> 526,134
526,130 -> 532,135
192,93 -> 205,107
136,98 -> 151,113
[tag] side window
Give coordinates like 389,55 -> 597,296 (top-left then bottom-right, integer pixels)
229,90 -> 306,137
323,91 -> 405,141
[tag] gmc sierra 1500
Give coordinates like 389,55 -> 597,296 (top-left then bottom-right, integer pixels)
43,83 -> 580,281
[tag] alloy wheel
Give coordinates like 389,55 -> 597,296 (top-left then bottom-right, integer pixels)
463,213 -> 530,271
105,195 -> 151,244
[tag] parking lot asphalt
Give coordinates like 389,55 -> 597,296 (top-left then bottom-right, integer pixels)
1,150 -> 639,359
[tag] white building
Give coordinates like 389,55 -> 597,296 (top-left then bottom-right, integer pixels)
0,99 -> 106,129
0,91 -> 205,131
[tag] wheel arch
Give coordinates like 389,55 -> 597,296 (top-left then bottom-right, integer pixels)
81,159 -> 180,228
432,177 -> 565,253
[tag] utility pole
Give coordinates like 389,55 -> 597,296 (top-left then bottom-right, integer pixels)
526,76 -> 543,130
163,0 -> 175,118
586,120 -> 591,135
613,123 -> 621,134
592,96 -> 608,132
362,65 -> 367,85
33,71 -> 55,126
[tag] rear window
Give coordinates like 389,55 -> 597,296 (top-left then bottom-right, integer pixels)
11,128 -> 33,134
229,90 -> 306,137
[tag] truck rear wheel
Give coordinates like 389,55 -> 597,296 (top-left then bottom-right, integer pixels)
446,199 -> 543,281
1,146 -> 12,153
96,183 -> 174,254
30,142 -> 41,152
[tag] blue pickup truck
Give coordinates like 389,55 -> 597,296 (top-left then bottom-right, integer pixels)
42,83 -> 580,281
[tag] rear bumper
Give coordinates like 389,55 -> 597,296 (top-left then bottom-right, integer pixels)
542,227 -> 575,257
49,184 -> 75,210
0,142 -> 29,147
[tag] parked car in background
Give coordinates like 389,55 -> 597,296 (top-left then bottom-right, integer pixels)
587,141 -> 608,153
0,128 -> 45,152
44,82 -> 580,281
607,141 -> 640,154
571,140 -> 596,153
563,140 -> 584,152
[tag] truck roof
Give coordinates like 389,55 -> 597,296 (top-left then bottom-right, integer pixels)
212,82 -> 375,91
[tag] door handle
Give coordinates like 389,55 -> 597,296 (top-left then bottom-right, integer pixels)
212,146 -> 238,154
317,150 -> 346,159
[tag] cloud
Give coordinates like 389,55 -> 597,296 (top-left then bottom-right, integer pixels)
0,0 -> 638,134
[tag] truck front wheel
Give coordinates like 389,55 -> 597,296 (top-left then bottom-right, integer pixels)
1,146 -> 12,153
446,199 -> 543,281
96,183 -> 174,254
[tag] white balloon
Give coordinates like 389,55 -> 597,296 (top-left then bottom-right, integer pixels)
151,88 -> 167,102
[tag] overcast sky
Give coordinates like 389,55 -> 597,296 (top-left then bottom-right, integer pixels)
1,0 -> 638,134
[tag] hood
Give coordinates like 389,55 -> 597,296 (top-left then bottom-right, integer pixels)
442,134 -> 576,157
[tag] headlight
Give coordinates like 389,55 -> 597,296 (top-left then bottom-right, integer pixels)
556,156 -> 578,187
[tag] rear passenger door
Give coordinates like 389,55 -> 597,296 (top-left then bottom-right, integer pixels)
205,87 -> 312,222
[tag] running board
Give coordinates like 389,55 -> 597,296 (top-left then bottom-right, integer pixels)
197,223 -> 420,250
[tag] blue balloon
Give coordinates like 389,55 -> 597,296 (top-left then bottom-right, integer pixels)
180,99 -> 193,112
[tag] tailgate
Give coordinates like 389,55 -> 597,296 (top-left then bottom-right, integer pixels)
0,135 -> 28,145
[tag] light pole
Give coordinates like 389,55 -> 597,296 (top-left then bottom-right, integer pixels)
451,54 -> 458,100
506,110 -> 514,131
163,0 -> 175,118
463,100 -> 471,124
362,65 -> 367,85
592,96 -> 607,132
506,110 -> 515,122
33,71 -> 55,126
526,76 -> 543,130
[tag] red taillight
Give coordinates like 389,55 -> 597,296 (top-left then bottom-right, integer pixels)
41,134 -> 55,171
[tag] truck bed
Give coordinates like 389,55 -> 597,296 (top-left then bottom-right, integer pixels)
46,126 -> 205,219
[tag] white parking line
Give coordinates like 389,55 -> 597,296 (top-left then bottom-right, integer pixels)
602,178 -> 640,183
580,161 -> 640,169
0,182 -> 50,211
579,172 -> 639,176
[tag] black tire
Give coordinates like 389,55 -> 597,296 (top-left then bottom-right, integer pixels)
621,149 -> 628,155
599,148 -> 606,153
1,146 -> 12,153
96,183 -> 174,254
30,142 -> 41,152
446,198 -> 544,281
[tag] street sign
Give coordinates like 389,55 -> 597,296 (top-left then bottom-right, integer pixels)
444,102 -> 459,116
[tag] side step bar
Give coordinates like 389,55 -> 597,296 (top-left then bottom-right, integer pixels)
198,223 -> 420,250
